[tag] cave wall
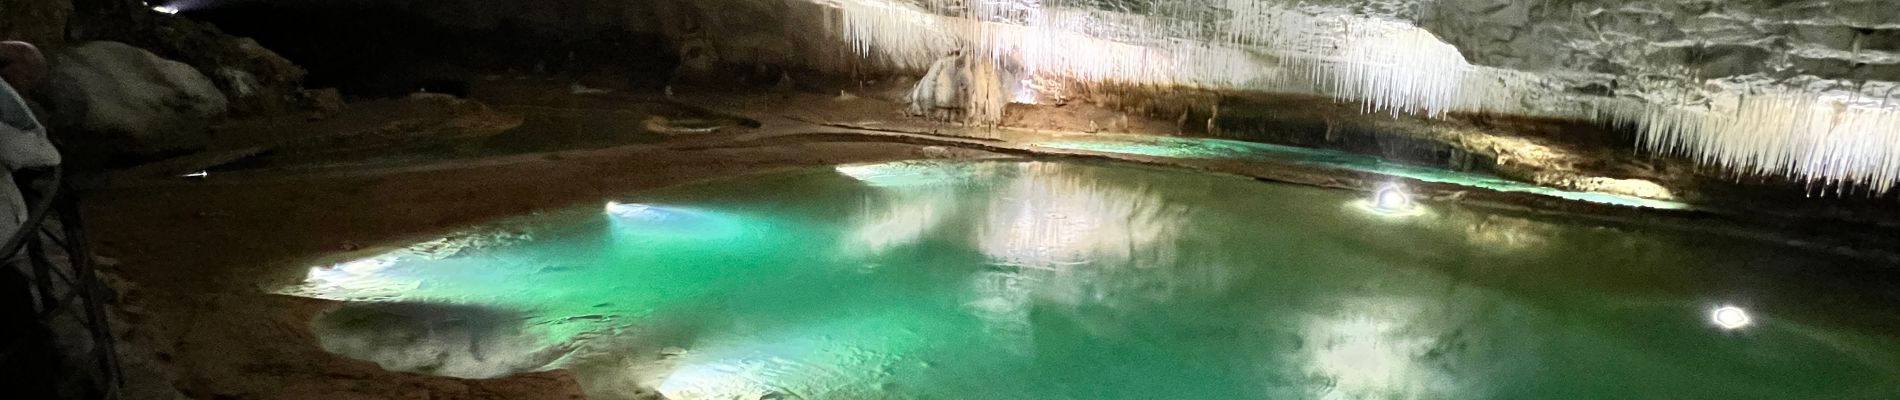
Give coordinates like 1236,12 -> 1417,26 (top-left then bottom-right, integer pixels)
774,0 -> 1900,194
13,0 -> 1899,193
1420,0 -> 1900,82
0,0 -> 70,46
1415,0 -> 1900,194
180,0 -> 857,97
3,0 -> 311,117
183,0 -> 668,97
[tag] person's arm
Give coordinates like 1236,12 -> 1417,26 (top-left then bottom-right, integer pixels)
0,122 -> 59,171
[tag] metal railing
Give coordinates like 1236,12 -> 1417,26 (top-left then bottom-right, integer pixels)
0,166 -> 124,399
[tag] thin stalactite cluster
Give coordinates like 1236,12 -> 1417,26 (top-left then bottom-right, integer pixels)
815,0 -> 1900,194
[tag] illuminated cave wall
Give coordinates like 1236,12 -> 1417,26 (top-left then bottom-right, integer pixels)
775,0 -> 1900,194
170,0 -> 1900,193
831,0 -> 1492,117
1418,0 -> 1900,194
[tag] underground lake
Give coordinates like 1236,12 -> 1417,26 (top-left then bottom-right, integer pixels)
281,159 -> 1900,400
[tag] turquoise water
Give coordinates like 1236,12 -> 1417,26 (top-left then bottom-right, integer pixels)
289,160 -> 1898,399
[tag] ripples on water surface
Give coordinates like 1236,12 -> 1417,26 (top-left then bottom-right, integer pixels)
285,160 -> 1900,399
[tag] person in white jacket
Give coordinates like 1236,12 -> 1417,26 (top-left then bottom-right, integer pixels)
0,40 -> 61,249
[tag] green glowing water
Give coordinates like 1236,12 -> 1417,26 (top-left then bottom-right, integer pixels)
291,160 -> 1898,399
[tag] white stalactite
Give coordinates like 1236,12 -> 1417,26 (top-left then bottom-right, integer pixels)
1598,80 -> 1900,195
826,0 -> 1477,118
816,0 -> 1900,194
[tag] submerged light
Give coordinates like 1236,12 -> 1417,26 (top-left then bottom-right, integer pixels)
603,201 -> 740,238
151,5 -> 179,14
1372,185 -> 1413,213
1352,184 -> 1425,217
1711,306 -> 1752,330
605,201 -> 656,217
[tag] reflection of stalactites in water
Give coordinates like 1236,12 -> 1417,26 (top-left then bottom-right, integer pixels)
1292,292 -> 1537,400
973,162 -> 1245,315
844,190 -> 958,257
967,270 -> 1035,355
839,160 -> 1035,261
1297,297 -> 1458,400
1458,214 -> 1554,253
976,162 -> 1185,271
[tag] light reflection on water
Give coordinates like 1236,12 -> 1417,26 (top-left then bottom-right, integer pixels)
285,160 -> 1899,399
976,162 -> 1186,271
1032,134 -> 1690,210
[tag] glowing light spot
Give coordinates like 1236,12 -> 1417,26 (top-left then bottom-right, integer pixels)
293,255 -> 411,300
1373,185 -> 1413,212
605,201 -> 653,217
1353,184 -> 1426,218
1352,185 -> 1426,218
181,170 -> 208,178
1711,306 -> 1752,330
604,201 -> 742,239
152,5 -> 179,14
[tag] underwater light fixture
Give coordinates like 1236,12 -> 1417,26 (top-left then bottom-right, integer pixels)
1711,306 -> 1752,330
604,201 -> 652,216
151,5 -> 179,14
1372,185 -> 1414,213
1353,184 -> 1425,217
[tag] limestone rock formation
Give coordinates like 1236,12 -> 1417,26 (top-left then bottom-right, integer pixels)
38,41 -> 229,159
1420,0 -> 1900,83
69,0 -> 1896,192
1416,0 -> 1900,193
812,0 -> 1900,193
61,5 -> 311,116
907,52 -> 1012,125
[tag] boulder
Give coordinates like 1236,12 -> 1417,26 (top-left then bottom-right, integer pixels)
38,41 -> 228,160
221,37 -> 307,114
299,88 -> 346,120
71,12 -> 307,116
